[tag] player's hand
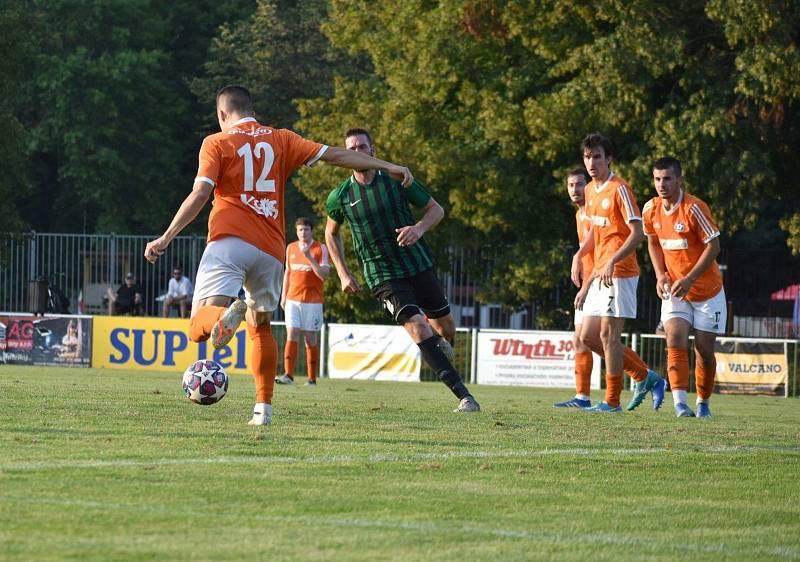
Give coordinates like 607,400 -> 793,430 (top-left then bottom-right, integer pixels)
570,254 -> 583,288
340,272 -> 362,293
574,284 -> 590,310
299,242 -> 311,256
280,298 -> 286,310
670,276 -> 694,300
395,225 -> 423,247
656,275 -> 671,300
599,260 -> 615,288
144,236 -> 169,264
387,165 -> 413,187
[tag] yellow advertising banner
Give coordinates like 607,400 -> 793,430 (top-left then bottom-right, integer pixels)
714,339 -> 787,395
92,316 -> 252,375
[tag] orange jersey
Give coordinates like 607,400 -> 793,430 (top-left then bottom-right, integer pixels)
195,117 -> 327,263
643,191 -> 722,302
575,208 -> 594,278
285,240 -> 328,304
585,172 -> 641,278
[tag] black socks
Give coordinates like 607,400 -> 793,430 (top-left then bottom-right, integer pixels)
418,335 -> 471,400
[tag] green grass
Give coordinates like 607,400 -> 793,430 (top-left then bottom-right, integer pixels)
1,366 -> 799,561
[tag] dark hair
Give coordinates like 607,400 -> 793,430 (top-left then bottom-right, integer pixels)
653,156 -> 682,177
295,217 -> 313,227
216,85 -> 254,115
581,132 -> 614,159
567,168 -> 589,182
345,127 -> 373,147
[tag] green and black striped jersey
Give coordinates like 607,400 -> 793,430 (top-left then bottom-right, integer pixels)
326,171 -> 434,288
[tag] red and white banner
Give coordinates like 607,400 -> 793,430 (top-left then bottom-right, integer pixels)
475,330 -> 601,388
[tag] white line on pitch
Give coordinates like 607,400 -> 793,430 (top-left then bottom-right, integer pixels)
1,445 -> 797,472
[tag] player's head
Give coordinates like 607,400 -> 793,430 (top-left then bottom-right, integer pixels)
581,132 -> 613,180
215,85 -> 255,131
345,128 -> 374,173
295,217 -> 313,242
566,168 -> 589,206
653,156 -> 682,201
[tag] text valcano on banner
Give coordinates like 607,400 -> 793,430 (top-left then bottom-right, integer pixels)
714,339 -> 787,396
476,329 -> 601,388
327,323 -> 420,382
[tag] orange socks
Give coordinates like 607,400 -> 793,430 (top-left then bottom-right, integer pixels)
189,305 -> 226,342
695,359 -> 716,400
306,345 -> 319,382
574,351 -> 593,396
623,347 -> 649,382
283,340 -> 298,379
667,347 -> 689,391
247,323 -> 277,404
605,374 -> 623,407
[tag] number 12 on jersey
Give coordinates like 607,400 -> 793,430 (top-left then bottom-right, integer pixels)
237,142 -> 275,192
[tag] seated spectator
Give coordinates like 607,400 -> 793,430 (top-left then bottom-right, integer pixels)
107,273 -> 144,316
163,266 -> 193,318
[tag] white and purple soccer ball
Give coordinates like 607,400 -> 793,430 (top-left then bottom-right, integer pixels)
181,359 -> 228,405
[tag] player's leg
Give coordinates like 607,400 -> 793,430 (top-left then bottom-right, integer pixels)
279,302 -> 302,384
376,273 -> 479,412
554,312 -> 593,408
189,239 -> 247,346
420,271 -> 457,362
302,328 -> 320,385
241,242 -> 284,426
664,314 -> 694,417
692,289 -> 726,417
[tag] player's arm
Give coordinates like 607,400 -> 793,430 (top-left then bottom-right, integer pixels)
396,198 -> 443,247
303,245 -> 330,282
325,218 -> 361,293
571,229 -> 594,287
321,147 -> 413,187
646,234 -> 671,299
670,238 -> 721,299
280,246 -> 291,310
598,220 -> 644,287
145,181 -> 213,263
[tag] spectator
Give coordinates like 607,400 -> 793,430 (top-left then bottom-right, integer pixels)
107,273 -> 144,316
163,266 -> 193,318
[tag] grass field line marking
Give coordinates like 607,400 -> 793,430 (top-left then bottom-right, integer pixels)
1,495 -> 798,559
2,444 -> 799,472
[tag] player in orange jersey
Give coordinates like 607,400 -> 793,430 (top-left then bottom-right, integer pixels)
572,133 -> 665,413
144,85 -> 413,426
554,168 -> 596,408
643,157 -> 725,418
276,217 -> 330,386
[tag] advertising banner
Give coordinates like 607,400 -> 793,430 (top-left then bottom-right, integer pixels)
476,329 -> 601,388
92,316 -> 252,375
327,324 -> 420,382
715,339 -> 787,396
0,314 -> 92,367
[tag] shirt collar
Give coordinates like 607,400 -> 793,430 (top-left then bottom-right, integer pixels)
231,116 -> 257,127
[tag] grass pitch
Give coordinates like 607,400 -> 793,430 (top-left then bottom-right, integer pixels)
1,366 -> 799,561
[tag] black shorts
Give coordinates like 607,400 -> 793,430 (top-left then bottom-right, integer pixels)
372,269 -> 451,325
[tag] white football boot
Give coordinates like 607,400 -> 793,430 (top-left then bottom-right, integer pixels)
211,299 -> 247,349
248,404 -> 273,426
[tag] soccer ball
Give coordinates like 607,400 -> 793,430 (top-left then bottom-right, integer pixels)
182,359 -> 229,405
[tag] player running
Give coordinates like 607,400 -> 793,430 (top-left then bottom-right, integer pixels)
643,157 -> 725,417
144,86 -> 413,426
572,133 -> 666,413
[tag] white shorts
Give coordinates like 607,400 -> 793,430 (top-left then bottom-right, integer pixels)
284,300 -> 323,332
573,307 -> 585,327
583,276 -> 638,319
661,287 -> 727,334
192,237 -> 283,313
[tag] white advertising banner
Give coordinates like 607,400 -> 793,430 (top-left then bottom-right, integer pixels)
327,323 -> 421,382
476,330 -> 601,388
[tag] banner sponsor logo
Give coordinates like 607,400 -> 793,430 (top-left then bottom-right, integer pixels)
1,315 -> 92,366
715,339 -> 787,395
327,324 -> 420,382
477,330 -> 601,388
92,317 -> 251,374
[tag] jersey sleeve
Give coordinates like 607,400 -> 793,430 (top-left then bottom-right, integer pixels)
616,184 -> 641,223
281,129 -> 328,174
688,199 -> 720,244
406,179 -> 432,208
195,137 -> 222,187
326,188 -> 345,224
642,199 -> 656,236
